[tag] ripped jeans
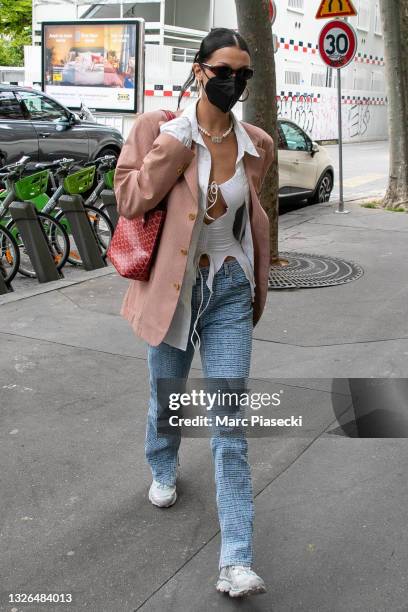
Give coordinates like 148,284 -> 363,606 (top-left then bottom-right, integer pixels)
145,258 -> 254,569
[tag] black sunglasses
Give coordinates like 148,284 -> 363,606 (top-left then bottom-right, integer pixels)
199,62 -> 254,81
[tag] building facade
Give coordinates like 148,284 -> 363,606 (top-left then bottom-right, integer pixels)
27,0 -> 388,142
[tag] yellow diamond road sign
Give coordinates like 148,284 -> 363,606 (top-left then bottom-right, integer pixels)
316,0 -> 357,19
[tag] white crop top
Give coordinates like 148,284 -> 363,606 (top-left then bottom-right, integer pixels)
190,163 -> 256,350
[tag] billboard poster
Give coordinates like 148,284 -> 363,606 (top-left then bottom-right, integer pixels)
42,20 -> 144,113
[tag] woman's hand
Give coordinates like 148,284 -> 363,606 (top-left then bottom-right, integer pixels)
114,111 -> 195,219
159,115 -> 193,149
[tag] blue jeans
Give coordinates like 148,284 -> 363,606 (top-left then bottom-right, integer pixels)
145,259 -> 254,569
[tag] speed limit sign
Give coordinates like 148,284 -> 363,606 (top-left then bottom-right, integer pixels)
317,20 -> 358,214
318,20 -> 357,68
268,0 -> 277,26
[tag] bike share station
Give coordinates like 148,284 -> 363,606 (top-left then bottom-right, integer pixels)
0,18 -> 145,295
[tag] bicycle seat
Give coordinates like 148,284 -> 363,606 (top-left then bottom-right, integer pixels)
34,162 -> 55,169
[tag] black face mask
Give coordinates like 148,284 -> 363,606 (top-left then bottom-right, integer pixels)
203,75 -> 247,113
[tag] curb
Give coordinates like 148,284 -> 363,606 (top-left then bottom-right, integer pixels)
0,265 -> 118,306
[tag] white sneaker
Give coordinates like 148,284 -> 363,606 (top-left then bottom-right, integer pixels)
148,480 -> 177,507
216,565 -> 266,598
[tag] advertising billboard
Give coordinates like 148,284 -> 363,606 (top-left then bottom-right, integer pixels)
42,19 -> 144,113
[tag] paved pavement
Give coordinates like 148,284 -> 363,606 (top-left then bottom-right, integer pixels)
1,198 -> 408,611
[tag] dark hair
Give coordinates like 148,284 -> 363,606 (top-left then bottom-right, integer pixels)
176,27 -> 251,110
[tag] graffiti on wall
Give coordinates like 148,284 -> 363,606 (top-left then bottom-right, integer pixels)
141,85 -> 388,143
347,104 -> 371,138
314,95 -> 338,140
277,96 -> 315,134
277,91 -> 386,142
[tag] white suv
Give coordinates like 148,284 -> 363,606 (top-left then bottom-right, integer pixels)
278,119 -> 334,205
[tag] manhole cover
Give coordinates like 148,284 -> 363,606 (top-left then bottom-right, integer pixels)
268,251 -> 364,289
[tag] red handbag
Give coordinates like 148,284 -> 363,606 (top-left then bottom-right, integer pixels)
107,109 -> 176,281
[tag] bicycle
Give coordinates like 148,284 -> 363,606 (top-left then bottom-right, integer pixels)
83,154 -> 116,210
0,156 -> 70,278
31,158 -> 114,266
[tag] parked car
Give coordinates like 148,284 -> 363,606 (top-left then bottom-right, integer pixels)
0,85 -> 123,167
278,118 -> 334,205
0,87 -> 333,206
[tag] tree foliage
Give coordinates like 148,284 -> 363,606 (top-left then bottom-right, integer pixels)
0,0 -> 32,66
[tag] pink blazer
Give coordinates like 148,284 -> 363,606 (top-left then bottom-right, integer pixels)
114,108 -> 274,347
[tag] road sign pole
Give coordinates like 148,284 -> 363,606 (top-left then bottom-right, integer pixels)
318,19 -> 357,214
336,68 -> 349,214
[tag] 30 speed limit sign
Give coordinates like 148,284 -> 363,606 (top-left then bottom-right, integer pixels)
268,0 -> 277,26
318,20 -> 357,68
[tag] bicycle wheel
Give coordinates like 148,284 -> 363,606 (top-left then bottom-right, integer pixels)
6,212 -> 70,278
54,204 -> 113,266
0,224 -> 20,284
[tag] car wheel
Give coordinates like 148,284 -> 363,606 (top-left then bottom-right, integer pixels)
97,147 -> 120,162
308,171 -> 333,205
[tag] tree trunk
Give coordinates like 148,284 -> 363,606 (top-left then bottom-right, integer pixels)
380,0 -> 408,209
235,0 -> 280,263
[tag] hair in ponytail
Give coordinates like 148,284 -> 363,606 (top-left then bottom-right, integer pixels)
176,27 -> 251,110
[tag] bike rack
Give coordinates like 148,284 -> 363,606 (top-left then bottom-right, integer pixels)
9,201 -> 63,283
100,189 -> 119,229
58,195 -> 106,271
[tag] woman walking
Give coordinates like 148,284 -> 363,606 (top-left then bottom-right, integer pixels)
114,27 -> 274,598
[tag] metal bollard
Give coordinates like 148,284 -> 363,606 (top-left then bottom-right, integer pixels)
9,201 -> 63,283
100,189 -> 119,229
0,260 -> 12,294
58,195 -> 106,271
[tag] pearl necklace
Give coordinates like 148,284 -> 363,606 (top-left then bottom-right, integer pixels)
197,120 -> 234,144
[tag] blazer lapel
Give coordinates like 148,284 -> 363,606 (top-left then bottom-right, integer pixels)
183,140 -> 199,209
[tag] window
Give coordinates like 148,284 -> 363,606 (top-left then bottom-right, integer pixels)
288,0 -> 304,12
311,71 -> 326,87
171,47 -> 197,63
0,91 -> 24,120
280,122 -> 310,152
352,68 -> 367,90
17,91 -> 66,121
374,1 -> 383,35
357,0 -> 370,31
326,67 -> 334,88
371,70 -> 384,91
285,70 -> 301,85
277,125 -> 287,150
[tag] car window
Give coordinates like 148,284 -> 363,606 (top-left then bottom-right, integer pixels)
280,122 -> 310,152
17,91 -> 66,121
0,91 -> 25,120
277,125 -> 287,150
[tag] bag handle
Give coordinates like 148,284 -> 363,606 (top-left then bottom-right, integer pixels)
141,109 -> 177,223
161,109 -> 176,121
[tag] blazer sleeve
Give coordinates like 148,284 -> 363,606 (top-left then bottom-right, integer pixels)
114,112 -> 195,219
258,134 -> 275,195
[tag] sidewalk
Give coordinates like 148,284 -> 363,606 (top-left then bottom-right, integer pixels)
1,199 -> 407,611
